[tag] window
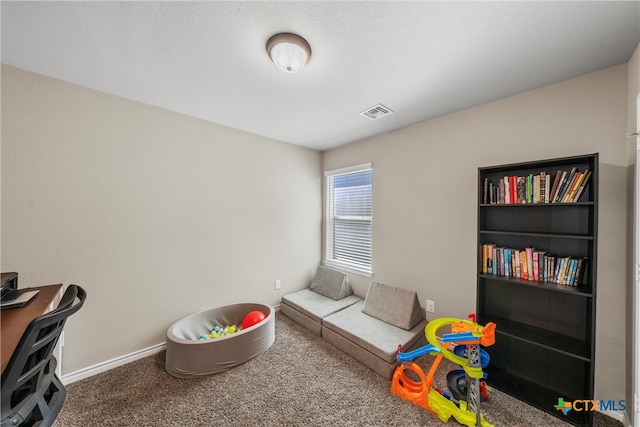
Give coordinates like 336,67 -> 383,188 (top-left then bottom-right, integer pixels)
324,163 -> 372,276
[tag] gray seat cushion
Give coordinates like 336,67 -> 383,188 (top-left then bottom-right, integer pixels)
322,301 -> 427,364
282,289 -> 362,325
309,266 -> 352,300
362,281 -> 423,330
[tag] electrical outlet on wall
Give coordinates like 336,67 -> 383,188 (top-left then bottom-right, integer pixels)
426,299 -> 435,313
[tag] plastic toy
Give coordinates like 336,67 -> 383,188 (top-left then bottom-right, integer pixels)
197,310 -> 268,341
391,314 -> 496,427
241,310 -> 266,329
199,324 -> 239,340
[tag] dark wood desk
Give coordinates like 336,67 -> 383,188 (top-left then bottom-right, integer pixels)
1,284 -> 62,373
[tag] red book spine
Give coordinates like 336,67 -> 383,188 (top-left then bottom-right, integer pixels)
510,176 -> 518,205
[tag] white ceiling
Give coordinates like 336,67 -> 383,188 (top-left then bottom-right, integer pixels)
2,1 -> 639,151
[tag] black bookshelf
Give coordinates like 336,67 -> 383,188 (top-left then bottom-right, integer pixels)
477,154 -> 598,427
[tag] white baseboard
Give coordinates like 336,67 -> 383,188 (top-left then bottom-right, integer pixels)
61,342 -> 166,385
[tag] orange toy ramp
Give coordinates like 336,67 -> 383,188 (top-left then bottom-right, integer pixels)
390,362 -> 432,412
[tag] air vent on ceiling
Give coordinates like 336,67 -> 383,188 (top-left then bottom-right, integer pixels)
360,104 -> 394,120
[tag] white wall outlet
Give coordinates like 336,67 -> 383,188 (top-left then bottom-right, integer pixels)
426,299 -> 435,313
274,279 -> 281,290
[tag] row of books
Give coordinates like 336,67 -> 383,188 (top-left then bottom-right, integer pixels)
483,167 -> 591,205
480,244 -> 587,286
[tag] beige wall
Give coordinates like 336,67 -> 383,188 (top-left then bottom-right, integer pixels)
323,65 -> 629,403
1,65 -> 322,373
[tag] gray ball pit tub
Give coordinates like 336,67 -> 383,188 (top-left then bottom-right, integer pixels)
165,303 -> 275,378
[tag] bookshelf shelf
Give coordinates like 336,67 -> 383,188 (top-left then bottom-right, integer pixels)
479,230 -> 593,240
477,273 -> 594,296
481,315 -> 591,361
477,154 -> 597,427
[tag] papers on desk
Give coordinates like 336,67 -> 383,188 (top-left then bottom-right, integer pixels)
0,290 -> 40,310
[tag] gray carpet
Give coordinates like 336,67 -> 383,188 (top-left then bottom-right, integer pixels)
53,312 -> 622,427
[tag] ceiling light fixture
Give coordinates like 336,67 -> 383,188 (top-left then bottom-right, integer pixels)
266,33 -> 311,73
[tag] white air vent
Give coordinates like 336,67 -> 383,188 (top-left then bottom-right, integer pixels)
360,104 -> 394,120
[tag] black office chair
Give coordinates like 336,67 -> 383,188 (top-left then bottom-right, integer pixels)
1,285 -> 86,427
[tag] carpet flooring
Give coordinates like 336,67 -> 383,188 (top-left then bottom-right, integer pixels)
53,312 -> 623,427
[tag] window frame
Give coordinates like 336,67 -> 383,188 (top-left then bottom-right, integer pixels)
323,163 -> 373,277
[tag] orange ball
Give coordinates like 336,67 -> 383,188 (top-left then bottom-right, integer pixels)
241,310 -> 266,329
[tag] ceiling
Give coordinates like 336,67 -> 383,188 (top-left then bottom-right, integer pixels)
2,1 -> 639,151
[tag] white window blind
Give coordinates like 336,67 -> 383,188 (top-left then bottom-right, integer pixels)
324,164 -> 372,276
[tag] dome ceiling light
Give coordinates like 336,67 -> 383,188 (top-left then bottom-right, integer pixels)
266,33 -> 312,73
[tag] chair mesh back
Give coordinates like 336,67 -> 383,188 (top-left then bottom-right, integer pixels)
1,285 -> 86,427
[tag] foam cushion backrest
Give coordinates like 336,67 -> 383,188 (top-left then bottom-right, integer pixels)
309,266 -> 352,300
362,281 -> 424,330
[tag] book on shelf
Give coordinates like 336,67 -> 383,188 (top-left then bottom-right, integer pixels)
574,259 -> 584,283
483,243 -> 496,274
548,170 -> 562,203
566,259 -> 578,285
570,170 -> 591,202
481,244 -> 487,273
482,178 -> 486,203
487,178 -> 496,205
482,166 -> 591,205
503,176 -> 510,204
534,173 -> 542,204
543,255 -> 555,282
534,250 -> 546,281
532,250 -> 543,281
556,167 -> 578,202
483,178 -> 488,204
554,257 -> 568,284
480,243 -> 586,286
551,170 -> 568,203
504,249 -> 512,277
562,171 -> 581,202
525,247 -> 534,280
561,170 -> 583,202
519,251 -> 526,280
517,176 -> 526,204
544,172 -> 551,203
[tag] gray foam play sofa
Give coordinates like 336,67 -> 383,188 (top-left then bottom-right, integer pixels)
281,267 -> 427,379
281,266 -> 362,335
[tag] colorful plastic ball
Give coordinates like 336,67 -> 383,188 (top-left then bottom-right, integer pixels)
242,310 -> 266,329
